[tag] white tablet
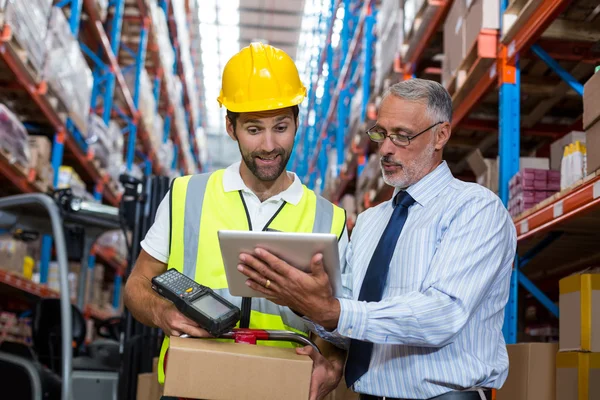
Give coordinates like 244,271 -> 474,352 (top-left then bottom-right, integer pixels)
217,230 -> 342,298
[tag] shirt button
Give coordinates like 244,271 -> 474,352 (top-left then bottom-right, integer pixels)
347,328 -> 352,335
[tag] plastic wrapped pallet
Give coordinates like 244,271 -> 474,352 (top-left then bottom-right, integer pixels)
158,139 -> 174,171
44,7 -> 92,135
87,115 -> 112,169
124,68 -> 156,142
3,0 -> 53,75
375,0 -> 400,93
0,104 -> 30,167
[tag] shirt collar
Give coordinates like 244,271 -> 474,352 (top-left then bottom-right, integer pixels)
222,161 -> 304,205
393,161 -> 454,207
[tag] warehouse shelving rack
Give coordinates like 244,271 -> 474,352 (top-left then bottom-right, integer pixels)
302,0 -> 600,344
0,0 -> 205,325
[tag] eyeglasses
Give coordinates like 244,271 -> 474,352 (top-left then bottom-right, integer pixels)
366,121 -> 444,147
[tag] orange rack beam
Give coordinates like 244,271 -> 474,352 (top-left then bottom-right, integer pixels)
0,269 -> 59,299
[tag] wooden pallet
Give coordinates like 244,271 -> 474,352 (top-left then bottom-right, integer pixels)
447,29 -> 499,99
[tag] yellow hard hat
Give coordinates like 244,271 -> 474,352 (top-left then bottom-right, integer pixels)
217,42 -> 307,113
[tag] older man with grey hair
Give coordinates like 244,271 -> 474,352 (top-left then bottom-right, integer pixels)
238,78 -> 517,400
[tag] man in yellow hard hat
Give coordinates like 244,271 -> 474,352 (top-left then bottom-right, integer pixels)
123,43 -> 349,400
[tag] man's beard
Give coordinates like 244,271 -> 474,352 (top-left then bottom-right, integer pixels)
380,142 -> 436,188
241,147 -> 290,182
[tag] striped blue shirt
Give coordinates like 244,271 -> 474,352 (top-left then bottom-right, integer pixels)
314,161 -> 517,398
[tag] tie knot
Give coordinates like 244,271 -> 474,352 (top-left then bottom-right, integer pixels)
393,191 -> 416,208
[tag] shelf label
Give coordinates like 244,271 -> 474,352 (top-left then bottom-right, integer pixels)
520,220 -> 529,234
594,181 -> 600,199
553,201 -> 563,218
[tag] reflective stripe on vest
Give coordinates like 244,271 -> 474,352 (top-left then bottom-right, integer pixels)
157,170 -> 346,384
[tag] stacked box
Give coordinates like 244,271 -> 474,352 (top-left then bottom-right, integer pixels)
556,272 -> 600,399
28,135 -> 53,190
442,0 -> 499,89
0,104 -> 30,167
3,0 -> 53,74
496,343 -> 557,400
44,7 -> 92,135
583,70 -> 600,175
508,169 -> 560,217
0,234 -> 28,276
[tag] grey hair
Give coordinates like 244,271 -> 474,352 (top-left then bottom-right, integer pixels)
383,78 -> 453,124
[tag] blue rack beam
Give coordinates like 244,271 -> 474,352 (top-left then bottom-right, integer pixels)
292,0 -> 341,177
306,0 -> 373,180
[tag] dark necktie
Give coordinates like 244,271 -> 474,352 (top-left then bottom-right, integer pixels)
344,190 -> 416,388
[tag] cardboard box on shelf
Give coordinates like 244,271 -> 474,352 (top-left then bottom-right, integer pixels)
556,352 -> 600,400
559,272 -> 600,352
467,149 -> 550,194
496,343 -> 557,400
163,337 -> 312,400
586,121 -> 600,175
464,0 -> 499,56
583,71 -> 600,130
0,235 -> 28,275
550,131 -> 586,171
443,0 -> 467,84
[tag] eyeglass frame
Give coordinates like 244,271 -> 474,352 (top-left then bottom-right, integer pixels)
366,121 -> 445,147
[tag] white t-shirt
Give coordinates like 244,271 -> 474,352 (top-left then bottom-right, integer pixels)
140,161 -> 348,264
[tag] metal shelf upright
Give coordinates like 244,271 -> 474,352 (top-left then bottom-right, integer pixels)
295,0 -> 375,191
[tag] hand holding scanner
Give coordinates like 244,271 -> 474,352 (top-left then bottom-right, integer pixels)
151,269 -> 240,337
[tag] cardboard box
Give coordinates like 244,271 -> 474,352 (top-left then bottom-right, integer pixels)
443,0 -> 467,80
28,136 -> 52,169
136,373 -> 163,400
586,121 -> 600,175
0,235 -> 28,275
496,343 -> 557,400
550,131 -> 586,171
583,71 -> 600,130
464,0 -> 499,56
467,149 -> 550,193
556,352 -> 600,400
559,273 -> 600,352
163,337 -> 313,400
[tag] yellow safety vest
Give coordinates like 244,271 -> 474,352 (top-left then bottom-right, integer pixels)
157,169 -> 346,383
